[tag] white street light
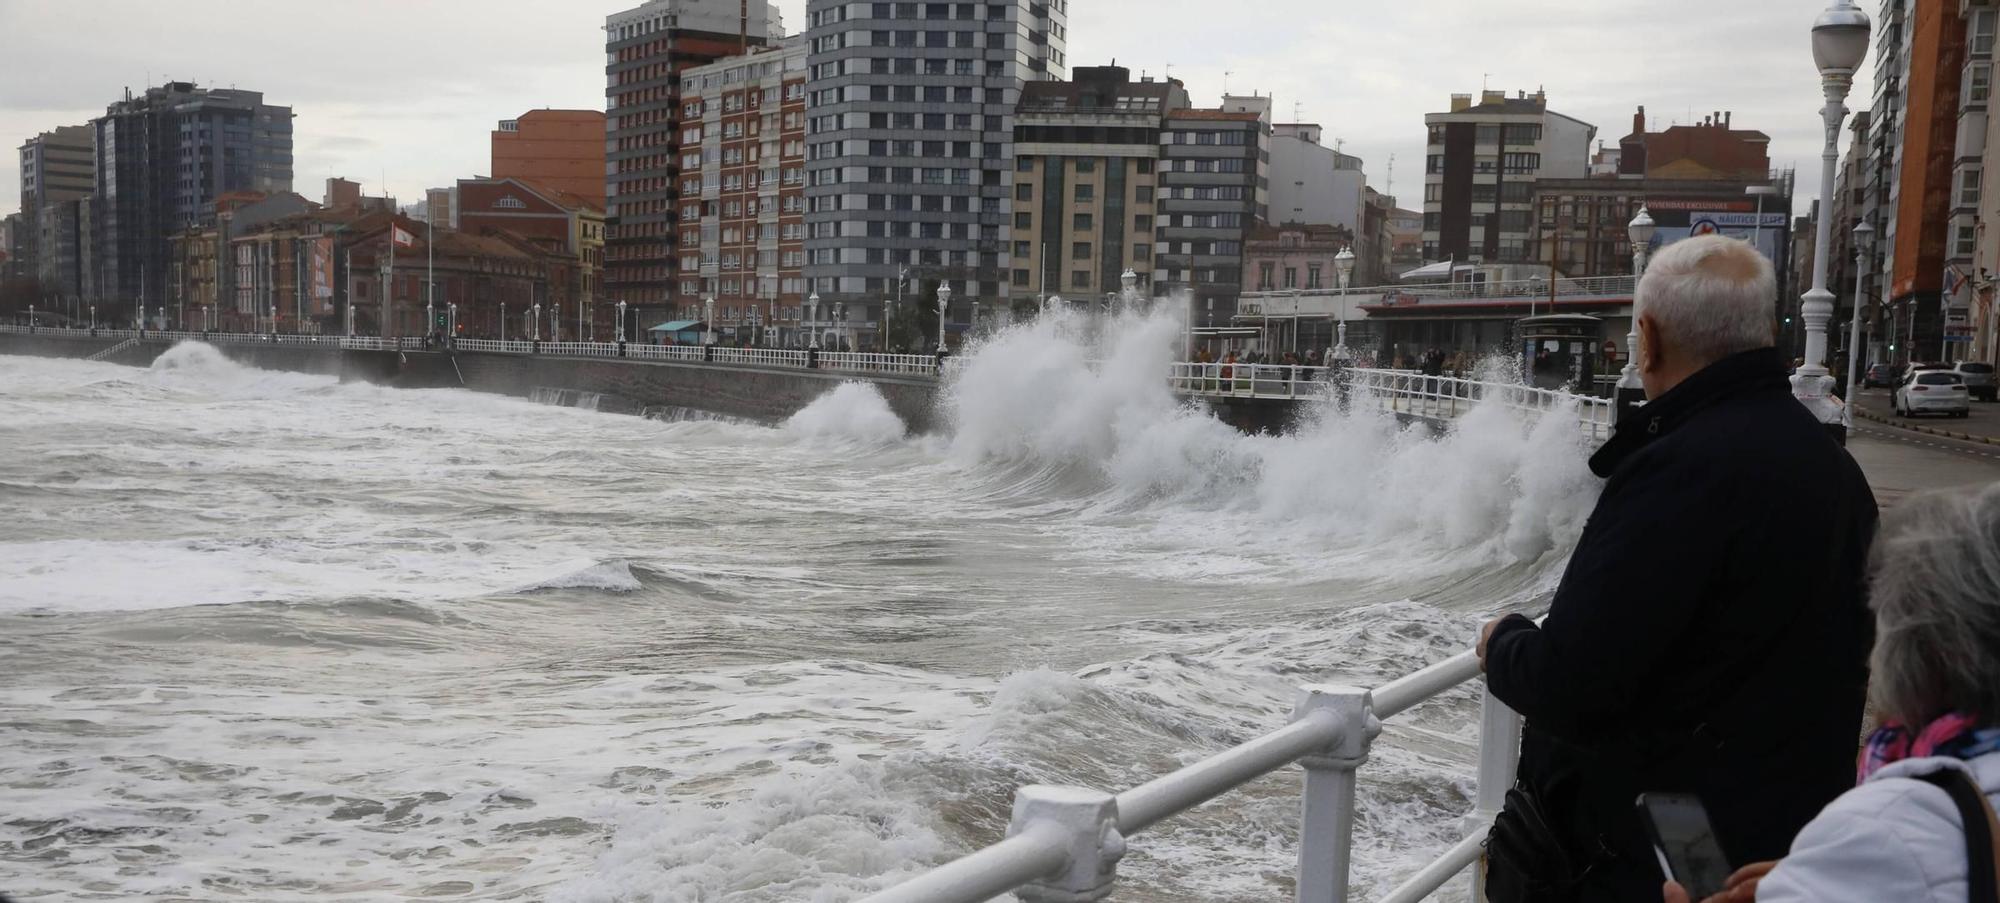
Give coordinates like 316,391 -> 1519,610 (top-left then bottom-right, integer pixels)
1844,220 -> 1876,403
935,283 -> 952,355
807,292 -> 821,350
616,299 -> 627,343
703,296 -> 715,347
1333,247 -> 1356,361
1618,206 -> 1657,417
1798,0 -> 1872,440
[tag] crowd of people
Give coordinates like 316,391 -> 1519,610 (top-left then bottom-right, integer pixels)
1464,234 -> 2000,902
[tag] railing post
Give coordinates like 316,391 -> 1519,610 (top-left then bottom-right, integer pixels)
1010,785 -> 1124,903
1293,685 -> 1380,903
1462,680 -> 1522,903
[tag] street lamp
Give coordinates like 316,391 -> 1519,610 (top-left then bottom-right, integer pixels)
616,299 -> 627,343
1844,220 -> 1876,403
703,296 -> 716,347
531,302 -> 542,341
807,291 -> 821,350
1798,0 -> 1872,439
1333,246 -> 1356,361
448,302 -> 458,341
1618,206 -> 1657,418
935,282 -> 952,355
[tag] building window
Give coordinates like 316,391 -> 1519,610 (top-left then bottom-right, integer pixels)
1016,183 -> 1032,201
1259,262 -> 1274,290
1958,224 -> 1979,258
1071,270 -> 1090,288
1307,265 -> 1323,289
1970,63 -> 1993,105
1072,241 -> 1091,259
1283,267 -> 1297,289
1015,212 -> 1032,229
1074,183 -> 1094,201
1073,213 -> 1093,230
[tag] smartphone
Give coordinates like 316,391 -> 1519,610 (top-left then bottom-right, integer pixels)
1636,792 -> 1733,900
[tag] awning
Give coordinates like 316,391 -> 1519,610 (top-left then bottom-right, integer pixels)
1399,261 -> 1479,280
647,320 -> 702,332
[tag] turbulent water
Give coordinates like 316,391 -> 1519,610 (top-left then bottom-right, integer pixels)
0,312 -> 1602,902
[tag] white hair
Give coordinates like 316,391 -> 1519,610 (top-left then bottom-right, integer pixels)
1635,235 -> 1776,366
1869,484 -> 2000,726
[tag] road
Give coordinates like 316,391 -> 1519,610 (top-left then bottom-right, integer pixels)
1844,389 -> 2000,506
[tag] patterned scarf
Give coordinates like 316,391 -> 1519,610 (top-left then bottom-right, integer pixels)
1859,712 -> 2000,783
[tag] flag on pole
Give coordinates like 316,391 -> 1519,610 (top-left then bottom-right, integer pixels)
1945,263 -> 1969,298
392,225 -> 417,248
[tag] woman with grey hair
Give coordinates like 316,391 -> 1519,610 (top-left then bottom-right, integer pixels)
1668,483 -> 2000,903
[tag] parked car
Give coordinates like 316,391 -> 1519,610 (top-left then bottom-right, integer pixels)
1954,361 -> 1996,402
1893,369 -> 1971,418
1911,361 -> 1953,372
1864,362 -> 1903,388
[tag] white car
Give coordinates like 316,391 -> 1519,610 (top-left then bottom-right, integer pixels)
1893,369 -> 1971,418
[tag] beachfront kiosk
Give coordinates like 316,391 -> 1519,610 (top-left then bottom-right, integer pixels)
1517,314 -> 1606,392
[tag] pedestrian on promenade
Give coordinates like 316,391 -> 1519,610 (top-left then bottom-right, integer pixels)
1664,484 -> 2000,903
1477,235 -> 1878,901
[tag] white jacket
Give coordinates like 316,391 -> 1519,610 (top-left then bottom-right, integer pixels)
1757,750 -> 2000,903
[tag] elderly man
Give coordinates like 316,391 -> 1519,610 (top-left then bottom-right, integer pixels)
1477,236 -> 1877,901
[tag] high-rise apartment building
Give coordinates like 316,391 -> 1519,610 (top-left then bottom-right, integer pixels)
1010,65 -> 1183,309
20,125 -> 94,296
603,0 -> 784,329
1421,89 -> 1595,267
492,110 -> 609,206
1268,124 -> 1366,237
1156,100 -> 1269,321
1949,1 -> 1993,359
801,0 -> 1069,348
678,38 -> 809,343
90,82 -> 293,313
1882,0 -> 1967,360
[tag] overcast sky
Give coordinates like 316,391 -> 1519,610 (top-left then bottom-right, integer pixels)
0,0 -> 1867,219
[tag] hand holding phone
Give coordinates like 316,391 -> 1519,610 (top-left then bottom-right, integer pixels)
1637,793 -> 1734,900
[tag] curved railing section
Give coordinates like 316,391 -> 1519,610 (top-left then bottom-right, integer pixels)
1170,362 -> 1618,442
860,648 -> 1521,903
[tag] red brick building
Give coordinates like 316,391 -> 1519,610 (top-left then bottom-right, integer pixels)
602,0 -> 780,329
678,38 -> 807,343
1617,106 -> 1772,181
491,110 -> 608,207
457,176 -> 608,336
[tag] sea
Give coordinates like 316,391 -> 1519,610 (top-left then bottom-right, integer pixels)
0,311 -> 1602,901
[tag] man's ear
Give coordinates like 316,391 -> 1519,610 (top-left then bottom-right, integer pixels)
1638,314 -> 1664,375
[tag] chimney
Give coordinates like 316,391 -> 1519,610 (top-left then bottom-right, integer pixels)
1451,93 -> 1473,112
1482,89 -> 1506,105
1713,111 -> 1722,128
1634,105 -> 1646,135
1724,111 -> 1732,129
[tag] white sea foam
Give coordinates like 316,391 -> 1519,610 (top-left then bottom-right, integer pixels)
784,381 -> 908,443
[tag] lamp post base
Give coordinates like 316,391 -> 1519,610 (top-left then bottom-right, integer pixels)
1791,371 -> 1850,447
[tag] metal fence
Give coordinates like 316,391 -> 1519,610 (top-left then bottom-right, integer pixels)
0,325 -> 943,377
1168,363 -> 1616,443
860,647 -> 1520,903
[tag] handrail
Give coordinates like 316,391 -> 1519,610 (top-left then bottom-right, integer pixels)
857,644 -> 1521,903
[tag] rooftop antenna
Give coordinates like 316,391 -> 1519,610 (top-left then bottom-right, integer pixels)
1293,100 -> 1303,122
1223,70 -> 1233,94
1387,154 -> 1395,198
1482,72 -> 1491,91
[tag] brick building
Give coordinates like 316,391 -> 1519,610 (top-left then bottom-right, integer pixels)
678,38 -> 808,345
602,0 -> 784,334
492,110 -> 609,207
457,176 -> 607,337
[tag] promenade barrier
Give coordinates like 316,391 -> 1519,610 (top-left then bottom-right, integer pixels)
860,647 -> 1520,903
5,325 -> 1617,442
1169,362 -> 1617,443
0,325 -> 940,377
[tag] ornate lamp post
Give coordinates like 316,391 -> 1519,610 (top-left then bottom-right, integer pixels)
448,302 -> 458,341
530,302 -> 542,341
935,282 -> 951,355
615,299 -> 628,343
807,292 -> 821,350
703,296 -> 715,347
1617,206 -> 1657,418
1333,247 -> 1355,361
1844,220 -> 1876,403
1798,0 -> 1872,440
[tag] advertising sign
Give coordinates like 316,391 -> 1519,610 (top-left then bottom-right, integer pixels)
1652,210 -> 1789,268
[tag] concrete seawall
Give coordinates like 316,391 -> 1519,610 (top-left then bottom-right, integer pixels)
0,332 -> 941,431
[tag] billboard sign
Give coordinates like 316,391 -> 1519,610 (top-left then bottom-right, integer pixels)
311,237 -> 335,309
1651,209 -> 1788,268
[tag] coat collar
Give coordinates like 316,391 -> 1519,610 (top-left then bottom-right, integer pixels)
1588,347 -> 1792,478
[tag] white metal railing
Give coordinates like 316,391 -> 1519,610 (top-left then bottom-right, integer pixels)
860,648 -> 1520,903
819,351 -> 941,376
712,346 -> 810,368
626,343 -> 708,363
1169,363 -> 1617,443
